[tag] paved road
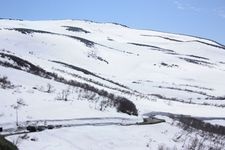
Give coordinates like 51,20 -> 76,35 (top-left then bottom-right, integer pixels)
1,117 -> 141,137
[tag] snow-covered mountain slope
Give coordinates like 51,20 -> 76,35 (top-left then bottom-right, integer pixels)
0,19 -> 225,149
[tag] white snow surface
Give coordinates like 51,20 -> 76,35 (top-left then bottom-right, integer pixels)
0,19 -> 225,149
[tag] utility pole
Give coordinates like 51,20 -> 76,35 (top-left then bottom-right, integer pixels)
16,105 -> 18,126
13,102 -> 19,127
12,98 -> 26,127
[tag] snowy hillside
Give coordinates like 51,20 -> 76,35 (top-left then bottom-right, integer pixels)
0,19 -> 225,149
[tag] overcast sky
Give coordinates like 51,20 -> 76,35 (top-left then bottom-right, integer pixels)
1,0 -> 225,44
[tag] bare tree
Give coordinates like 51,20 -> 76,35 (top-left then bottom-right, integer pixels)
11,98 -> 27,126
56,87 -> 71,101
46,83 -> 54,93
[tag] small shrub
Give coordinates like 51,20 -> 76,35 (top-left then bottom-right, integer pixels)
115,97 -> 138,116
26,126 -> 37,132
0,76 -> 12,89
62,26 -> 90,33
47,125 -> 54,129
46,83 -> 54,93
37,126 -> 46,131
56,87 -> 71,101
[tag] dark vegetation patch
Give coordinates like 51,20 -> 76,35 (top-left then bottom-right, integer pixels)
179,57 -> 214,67
7,28 -> 52,34
141,35 -> 183,42
155,86 -> 212,97
128,42 -> 176,54
147,113 -> 225,148
180,33 -> 225,49
115,97 -> 138,115
206,96 -> 225,100
52,60 -> 95,76
54,68 -> 132,94
87,51 -> 109,64
150,93 -> 225,107
107,38 -> 114,41
111,22 -> 129,28
0,18 -> 23,21
138,80 -> 153,83
26,126 -> 37,132
0,53 -> 54,79
219,61 -> 225,65
62,26 -> 90,33
156,62 -> 178,68
129,39 -> 222,60
26,125 -> 47,132
6,28 -> 95,47
94,56 -> 109,64
150,94 -> 188,103
132,81 -> 141,84
202,103 -> 225,108
160,62 -> 169,67
0,76 -> 13,89
189,40 -> 225,50
66,35 -> 94,47
186,55 -> 209,60
0,135 -> 18,150
141,34 -> 225,50
170,115 -> 225,149
51,60 -> 131,90
0,53 -> 138,116
98,43 -> 135,55
0,49 -> 14,54
178,84 -> 213,91
171,115 -> 225,135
